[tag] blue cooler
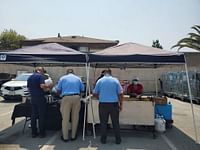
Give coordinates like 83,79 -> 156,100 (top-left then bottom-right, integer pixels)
155,103 -> 172,120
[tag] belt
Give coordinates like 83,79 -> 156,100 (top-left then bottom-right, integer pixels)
63,93 -> 79,97
99,102 -> 118,104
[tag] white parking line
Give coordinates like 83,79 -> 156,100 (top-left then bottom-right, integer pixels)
0,111 -> 12,117
40,131 -> 60,150
161,134 -> 179,150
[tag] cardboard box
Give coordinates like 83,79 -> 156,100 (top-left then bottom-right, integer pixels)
153,97 -> 167,105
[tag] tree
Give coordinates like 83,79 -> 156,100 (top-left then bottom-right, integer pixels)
171,25 -> 200,52
0,29 -> 26,50
152,39 -> 163,49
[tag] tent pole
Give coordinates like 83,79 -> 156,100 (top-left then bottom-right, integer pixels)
88,64 -> 96,139
154,68 -> 158,96
91,100 -> 96,139
82,63 -> 96,140
184,61 -> 199,143
90,65 -> 96,139
82,96 -> 87,140
82,62 -> 88,140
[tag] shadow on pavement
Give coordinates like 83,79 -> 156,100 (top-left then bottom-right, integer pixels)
0,99 -> 21,103
164,126 -> 200,150
0,120 -> 200,150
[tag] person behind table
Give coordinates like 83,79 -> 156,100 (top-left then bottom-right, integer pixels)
27,67 -> 51,138
95,70 -> 106,84
93,69 -> 124,144
56,69 -> 84,142
127,77 -> 143,98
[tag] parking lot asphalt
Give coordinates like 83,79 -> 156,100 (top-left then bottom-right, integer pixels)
0,97 -> 200,150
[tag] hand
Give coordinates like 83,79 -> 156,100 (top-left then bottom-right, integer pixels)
136,95 -> 141,98
130,93 -> 137,98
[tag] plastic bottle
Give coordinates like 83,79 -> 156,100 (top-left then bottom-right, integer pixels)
155,115 -> 166,132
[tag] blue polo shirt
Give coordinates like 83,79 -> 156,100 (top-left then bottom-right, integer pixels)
93,75 -> 123,103
27,73 -> 45,97
56,73 -> 84,97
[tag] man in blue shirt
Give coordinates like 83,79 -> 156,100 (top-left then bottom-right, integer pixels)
56,69 -> 84,142
27,67 -> 50,138
93,69 -> 123,144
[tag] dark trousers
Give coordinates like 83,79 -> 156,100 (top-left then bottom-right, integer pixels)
99,102 -> 121,140
31,96 -> 47,135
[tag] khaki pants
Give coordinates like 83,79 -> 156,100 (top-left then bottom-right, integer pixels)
60,95 -> 80,140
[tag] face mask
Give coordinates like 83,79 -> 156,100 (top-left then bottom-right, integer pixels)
133,81 -> 138,85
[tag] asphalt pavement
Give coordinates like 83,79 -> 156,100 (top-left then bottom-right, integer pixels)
0,97 -> 200,150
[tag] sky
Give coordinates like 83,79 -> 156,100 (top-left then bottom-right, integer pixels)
0,0 -> 200,51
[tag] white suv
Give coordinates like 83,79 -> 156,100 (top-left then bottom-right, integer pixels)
0,73 -> 52,100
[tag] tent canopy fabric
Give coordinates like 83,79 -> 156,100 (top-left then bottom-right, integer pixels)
89,42 -> 185,64
0,43 -> 87,63
0,42 -> 185,65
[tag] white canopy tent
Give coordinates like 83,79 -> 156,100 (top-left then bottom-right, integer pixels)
0,43 -> 90,140
84,42 -> 198,143
0,42 -> 198,143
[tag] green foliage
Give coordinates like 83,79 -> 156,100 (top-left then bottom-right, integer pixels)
172,25 -> 200,51
152,39 -> 163,49
0,29 -> 26,50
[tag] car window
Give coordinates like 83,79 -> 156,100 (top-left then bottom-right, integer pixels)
15,74 -> 32,81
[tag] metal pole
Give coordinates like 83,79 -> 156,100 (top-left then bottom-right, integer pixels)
83,54 -> 90,140
154,68 -> 158,96
82,63 -> 96,140
184,61 -> 199,143
88,63 -> 96,139
90,95 -> 96,139
82,62 -> 88,140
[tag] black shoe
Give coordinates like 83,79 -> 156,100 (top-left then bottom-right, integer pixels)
100,137 -> 106,144
61,136 -> 69,142
71,136 -> 77,141
115,138 -> 121,144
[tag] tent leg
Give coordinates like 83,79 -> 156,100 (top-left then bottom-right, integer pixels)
184,63 -> 199,143
82,62 -> 89,140
82,101 -> 87,140
82,63 -> 96,139
90,98 -> 96,139
154,68 -> 158,96
89,64 -> 96,139
92,123 -> 96,139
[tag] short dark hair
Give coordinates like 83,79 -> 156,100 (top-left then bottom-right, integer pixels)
67,69 -> 74,74
104,69 -> 111,75
36,67 -> 45,73
101,70 -> 106,75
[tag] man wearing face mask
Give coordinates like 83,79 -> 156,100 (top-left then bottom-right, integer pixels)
127,77 -> 143,98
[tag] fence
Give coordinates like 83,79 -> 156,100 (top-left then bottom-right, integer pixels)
160,71 -> 200,104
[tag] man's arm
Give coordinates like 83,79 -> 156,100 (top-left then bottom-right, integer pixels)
93,93 -> 99,99
40,83 -> 51,91
93,81 -> 100,99
117,80 -> 124,111
39,75 -> 51,91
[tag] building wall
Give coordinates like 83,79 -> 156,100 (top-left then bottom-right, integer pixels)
0,63 -> 189,93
